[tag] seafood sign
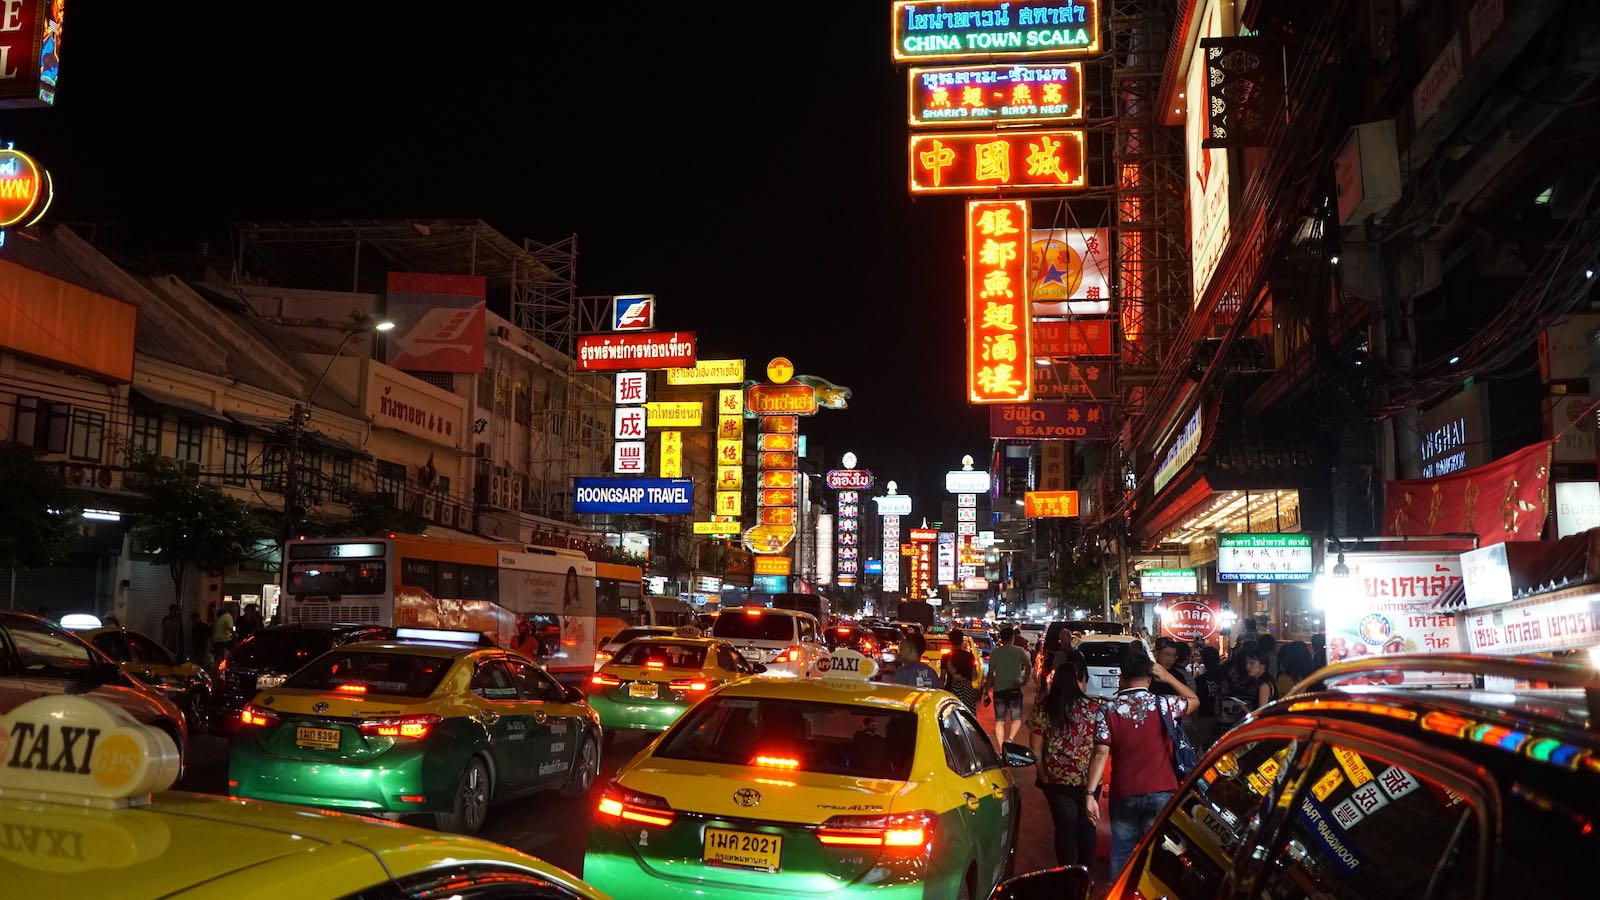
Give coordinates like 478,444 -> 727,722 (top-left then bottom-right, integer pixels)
989,403 -> 1110,439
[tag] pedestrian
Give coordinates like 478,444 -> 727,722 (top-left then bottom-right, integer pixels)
942,629 -> 984,713
160,604 -> 185,660
1245,648 -> 1277,711
1151,641 -> 1193,696
1310,632 -> 1328,670
237,603 -> 265,641
1275,640 -> 1315,697
1191,645 -> 1224,750
1255,633 -> 1279,680
891,632 -> 939,688
211,602 -> 236,664
987,625 -> 1032,745
1028,661 -> 1099,867
1086,652 -> 1199,877
189,611 -> 210,664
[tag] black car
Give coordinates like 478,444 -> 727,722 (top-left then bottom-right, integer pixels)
213,623 -> 390,732
992,652 -> 1600,899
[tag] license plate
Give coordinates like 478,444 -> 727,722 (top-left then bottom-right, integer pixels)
295,726 -> 341,750
703,827 -> 782,872
1100,675 -> 1119,687
629,682 -> 659,699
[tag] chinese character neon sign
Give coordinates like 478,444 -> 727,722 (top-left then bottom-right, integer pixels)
966,200 -> 1033,404
910,130 -> 1086,194
909,63 -> 1085,127
891,1 -> 1101,62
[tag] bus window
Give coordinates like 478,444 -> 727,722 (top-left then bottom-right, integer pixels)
596,580 -> 622,618
401,558 -> 436,594
289,560 -> 387,596
619,587 -> 644,626
460,565 -> 498,602
437,563 -> 459,598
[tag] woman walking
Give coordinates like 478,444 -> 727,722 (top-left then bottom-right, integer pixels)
1027,661 -> 1100,867
942,629 -> 984,714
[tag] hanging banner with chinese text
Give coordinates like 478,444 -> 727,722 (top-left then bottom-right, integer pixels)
967,200 -> 1034,404
912,131 -> 1087,194
1033,360 -> 1115,400
1381,441 -> 1553,544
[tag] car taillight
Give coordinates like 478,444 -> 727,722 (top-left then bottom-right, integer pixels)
592,672 -> 622,686
596,783 -> 676,827
359,714 -> 442,740
217,657 -> 229,673
239,704 -> 279,727
817,811 -> 935,853
669,678 -> 709,692
594,650 -> 612,664
772,645 -> 804,663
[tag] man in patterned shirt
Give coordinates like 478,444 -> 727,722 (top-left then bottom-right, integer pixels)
1086,650 -> 1199,877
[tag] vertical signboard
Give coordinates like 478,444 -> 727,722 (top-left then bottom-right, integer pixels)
937,532 -> 957,586
0,0 -> 64,108
660,430 -> 683,478
1186,0 -> 1233,303
967,200 -> 1033,404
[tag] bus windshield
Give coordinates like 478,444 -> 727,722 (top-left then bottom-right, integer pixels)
288,560 -> 387,596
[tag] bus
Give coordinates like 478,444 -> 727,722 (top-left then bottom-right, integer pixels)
283,534 -> 643,683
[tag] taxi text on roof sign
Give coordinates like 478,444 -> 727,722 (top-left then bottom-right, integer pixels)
815,648 -> 879,681
966,200 -> 1033,404
911,130 -> 1087,194
891,0 -> 1102,62
0,697 -> 181,807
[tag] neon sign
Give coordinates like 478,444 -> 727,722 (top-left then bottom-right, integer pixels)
892,1 -> 1101,62
910,130 -> 1086,194
966,200 -> 1033,404
0,147 -> 52,242
909,62 -> 1084,127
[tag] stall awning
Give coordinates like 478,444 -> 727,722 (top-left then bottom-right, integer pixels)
1447,528 -> 1600,613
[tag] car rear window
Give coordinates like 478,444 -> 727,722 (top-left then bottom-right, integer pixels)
657,696 -> 918,781
613,642 -> 706,669
610,627 -> 664,646
284,651 -> 451,697
1079,641 -> 1133,666
230,630 -> 337,670
711,612 -> 796,642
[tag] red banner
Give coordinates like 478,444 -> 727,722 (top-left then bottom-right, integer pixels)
1382,441 -> 1553,544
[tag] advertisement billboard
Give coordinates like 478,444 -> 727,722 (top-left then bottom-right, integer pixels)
1034,318 -> 1115,356
825,469 -> 876,490
1030,227 -> 1112,316
1324,553 -> 1468,685
912,130 -> 1087,194
1217,534 -> 1313,582
644,401 -> 703,428
1159,599 -> 1221,645
891,0 -> 1102,62
573,477 -> 693,514
576,332 -> 697,371
990,403 -> 1110,440
385,272 -> 488,373
1023,491 -> 1079,517
667,359 -> 746,385
908,62 -> 1084,127
746,383 -> 819,415
1033,360 -> 1114,400
967,200 -> 1034,404
0,0 -> 63,108
1141,569 -> 1198,596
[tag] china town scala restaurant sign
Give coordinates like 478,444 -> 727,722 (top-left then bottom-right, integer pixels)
891,0 -> 1102,62
365,368 -> 467,449
825,469 -> 876,491
990,403 -> 1110,440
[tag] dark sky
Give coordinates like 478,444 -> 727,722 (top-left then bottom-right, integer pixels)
4,4 -> 986,516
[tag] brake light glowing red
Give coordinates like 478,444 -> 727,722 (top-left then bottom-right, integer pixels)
669,679 -> 709,692
335,683 -> 368,694
772,645 -> 804,663
592,672 -> 622,686
597,784 -> 676,828
817,811 -> 936,853
753,754 -> 800,770
359,714 -> 442,740
744,608 -> 763,616
239,704 -> 278,727
645,660 -> 665,669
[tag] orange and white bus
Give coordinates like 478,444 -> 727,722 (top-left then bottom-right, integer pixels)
282,534 -> 643,683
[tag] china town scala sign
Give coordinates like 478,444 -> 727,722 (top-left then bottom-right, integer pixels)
825,469 -> 875,491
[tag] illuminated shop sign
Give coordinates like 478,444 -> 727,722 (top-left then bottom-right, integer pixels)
746,383 -> 819,416
1033,359 -> 1114,400
0,0 -> 63,109
1153,409 -> 1203,494
645,401 -> 703,428
611,294 -> 656,331
0,148 -> 51,231
667,358 -> 746,385
1216,533 -> 1313,583
1030,227 -> 1110,315
908,62 -> 1084,126
891,0 -> 1102,62
576,331 -> 696,371
1033,318 -> 1114,356
825,469 -> 876,490
1140,568 -> 1199,596
875,494 -> 913,516
1023,491 -> 1079,517
573,477 -> 693,515
967,200 -> 1034,404
989,403 -> 1110,440
911,130 -> 1087,194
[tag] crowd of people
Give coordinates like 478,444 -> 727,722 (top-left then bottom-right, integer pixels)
158,599 -> 266,666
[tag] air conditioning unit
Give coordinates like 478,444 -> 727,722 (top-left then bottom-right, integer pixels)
476,442 -> 492,459
1334,120 -> 1401,226
183,461 -> 201,477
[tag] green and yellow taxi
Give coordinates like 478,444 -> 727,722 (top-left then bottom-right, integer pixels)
921,633 -> 986,688
588,633 -> 763,739
229,627 -> 601,834
0,694 -> 609,899
584,649 -> 1037,899
79,624 -> 213,732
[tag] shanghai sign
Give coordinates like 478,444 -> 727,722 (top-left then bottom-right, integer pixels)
1023,491 -> 1079,517
576,332 -> 696,371
891,1 -> 1102,62
967,200 -> 1034,404
908,62 -> 1084,127
911,130 -> 1087,194
990,402 -> 1109,440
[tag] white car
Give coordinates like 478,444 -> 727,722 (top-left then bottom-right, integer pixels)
709,607 -> 829,677
593,625 -> 675,670
1077,634 -> 1147,699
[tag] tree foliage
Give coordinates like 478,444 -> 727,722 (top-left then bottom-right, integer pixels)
0,442 -> 82,570
124,451 -> 270,595
333,484 -> 427,537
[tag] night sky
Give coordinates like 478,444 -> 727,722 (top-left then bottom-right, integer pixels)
4,5 -> 987,516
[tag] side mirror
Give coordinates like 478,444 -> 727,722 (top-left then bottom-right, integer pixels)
752,663 -> 768,674
990,866 -> 1093,900
1000,741 -> 1036,768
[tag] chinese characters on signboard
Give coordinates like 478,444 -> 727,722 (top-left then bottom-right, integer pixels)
966,200 -> 1034,404
1033,360 -> 1114,400
990,403 -> 1110,440
908,62 -> 1084,126
1034,318 -> 1115,356
912,131 -> 1087,194
891,1 -> 1102,62
1023,491 -> 1079,517
1217,533 -> 1314,582
0,0 -> 64,108
613,370 -> 647,475
1030,227 -> 1112,315
836,488 -> 861,586
660,430 -> 683,478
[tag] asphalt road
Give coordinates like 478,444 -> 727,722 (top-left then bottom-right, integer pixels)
181,679 -> 1116,888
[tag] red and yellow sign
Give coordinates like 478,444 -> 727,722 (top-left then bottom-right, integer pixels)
966,200 -> 1034,404
766,357 -> 796,384
910,130 -> 1086,194
716,490 -> 742,517
761,470 -> 798,489
660,430 -> 683,478
760,416 -> 799,434
0,0 -> 64,109
760,451 -> 797,470
754,556 -> 792,576
645,401 -> 703,428
1024,491 -> 1080,518
0,148 -> 51,228
717,438 -> 744,466
908,62 -> 1085,128
694,520 -> 741,536
747,383 -> 818,416
717,466 -> 742,490
718,389 -> 743,416
759,507 -> 798,526
758,433 -> 797,452
760,488 -> 798,508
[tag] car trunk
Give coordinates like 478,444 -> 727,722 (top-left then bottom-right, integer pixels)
598,664 -> 709,705
241,689 -> 417,762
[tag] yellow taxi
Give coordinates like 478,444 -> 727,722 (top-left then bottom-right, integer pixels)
583,649 -> 1037,899
922,633 -> 986,688
78,624 -> 213,732
230,627 -> 601,834
0,694 -> 610,899
588,633 -> 763,741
